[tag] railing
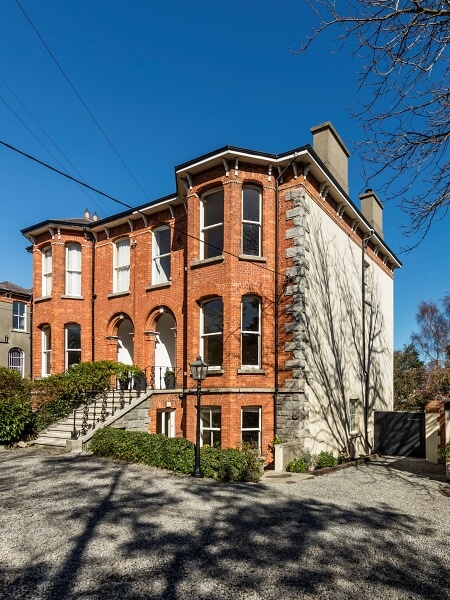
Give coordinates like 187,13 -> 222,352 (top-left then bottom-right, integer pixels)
70,383 -> 142,440
143,366 -> 183,390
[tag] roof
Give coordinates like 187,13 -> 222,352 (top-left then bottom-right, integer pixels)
0,281 -> 32,297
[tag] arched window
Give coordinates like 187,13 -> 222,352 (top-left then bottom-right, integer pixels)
201,298 -> 223,368
241,295 -> 261,368
65,243 -> 82,296
201,189 -> 224,259
242,187 -> 261,256
8,348 -> 24,377
65,324 -> 81,369
113,239 -> 130,293
42,247 -> 52,296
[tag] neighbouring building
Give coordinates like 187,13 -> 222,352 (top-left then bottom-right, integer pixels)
0,281 -> 32,377
21,122 -> 401,460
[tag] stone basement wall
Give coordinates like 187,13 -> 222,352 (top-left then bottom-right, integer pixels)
110,396 -> 151,432
276,188 -> 311,445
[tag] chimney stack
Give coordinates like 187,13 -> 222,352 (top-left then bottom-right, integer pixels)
311,122 -> 350,194
359,189 -> 383,239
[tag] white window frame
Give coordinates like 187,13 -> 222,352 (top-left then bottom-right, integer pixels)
42,326 -> 51,377
242,186 -> 262,256
65,243 -> 82,296
113,238 -> 130,293
42,247 -> 52,296
156,409 -> 175,437
200,298 -> 223,370
152,226 -> 171,285
349,399 -> 359,434
200,407 -> 221,447
241,295 -> 261,368
200,189 -> 224,259
65,324 -> 81,370
8,348 -> 24,377
12,301 -> 26,331
241,406 -> 261,451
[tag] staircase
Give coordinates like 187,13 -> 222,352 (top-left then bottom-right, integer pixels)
32,388 -> 152,451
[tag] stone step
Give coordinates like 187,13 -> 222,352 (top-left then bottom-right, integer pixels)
32,437 -> 67,447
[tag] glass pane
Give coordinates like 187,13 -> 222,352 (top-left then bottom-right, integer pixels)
242,333 -> 259,366
204,299 -> 223,334
204,334 -> 223,367
201,410 -> 211,428
242,409 -> 260,429
211,410 -> 221,428
243,223 -> 260,256
67,351 -> 81,368
204,226 -> 223,258
242,297 -> 260,332
67,325 -> 81,350
212,431 -> 221,447
160,255 -> 170,282
157,412 -> 163,434
242,431 -> 259,447
155,228 -> 170,255
116,240 -> 130,267
243,188 -> 260,222
203,190 -> 224,227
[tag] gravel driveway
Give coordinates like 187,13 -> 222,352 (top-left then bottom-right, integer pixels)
0,447 -> 449,600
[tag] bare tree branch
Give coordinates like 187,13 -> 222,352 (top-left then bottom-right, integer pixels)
299,1 -> 450,246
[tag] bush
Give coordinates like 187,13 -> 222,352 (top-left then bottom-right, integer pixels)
286,450 -> 312,473
0,367 -> 33,443
32,361 -> 145,432
90,429 -> 264,482
437,442 -> 450,462
316,451 -> 338,469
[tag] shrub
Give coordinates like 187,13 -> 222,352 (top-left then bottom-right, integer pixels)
32,361 -> 145,432
90,429 -> 264,482
0,367 -> 33,443
286,450 -> 312,473
437,442 -> 450,462
316,451 -> 338,469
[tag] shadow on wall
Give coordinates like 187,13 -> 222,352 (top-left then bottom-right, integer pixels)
297,217 -> 390,455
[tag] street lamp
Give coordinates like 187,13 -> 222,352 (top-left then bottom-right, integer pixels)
189,355 -> 209,478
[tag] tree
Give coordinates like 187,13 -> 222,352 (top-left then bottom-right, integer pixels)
393,343 -> 425,411
301,1 -> 450,245
411,294 -> 450,367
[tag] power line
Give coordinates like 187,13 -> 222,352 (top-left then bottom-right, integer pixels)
0,75 -> 110,216
15,0 -> 151,202
1,138 -> 288,282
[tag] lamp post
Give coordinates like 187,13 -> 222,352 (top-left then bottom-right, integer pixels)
189,355 -> 209,478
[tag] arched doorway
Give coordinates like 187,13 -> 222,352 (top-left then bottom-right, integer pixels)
154,312 -> 176,389
117,317 -> 134,365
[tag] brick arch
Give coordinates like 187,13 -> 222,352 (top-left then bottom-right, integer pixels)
106,311 -> 134,337
196,181 -> 225,198
241,179 -> 263,190
144,305 -> 177,332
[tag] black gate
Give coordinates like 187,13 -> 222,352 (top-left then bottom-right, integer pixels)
374,411 -> 425,457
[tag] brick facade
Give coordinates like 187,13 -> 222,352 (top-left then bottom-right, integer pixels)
22,124 -> 400,460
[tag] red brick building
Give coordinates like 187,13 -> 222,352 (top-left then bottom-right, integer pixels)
22,123 -> 401,458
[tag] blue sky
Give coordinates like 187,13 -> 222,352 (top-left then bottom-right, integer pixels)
0,1 -> 448,350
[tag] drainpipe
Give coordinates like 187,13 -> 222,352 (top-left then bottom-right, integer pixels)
91,233 -> 96,361
274,154 -> 297,436
362,230 -> 373,454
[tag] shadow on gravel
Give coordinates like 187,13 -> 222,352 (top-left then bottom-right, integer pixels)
374,456 -> 447,483
0,450 -> 449,599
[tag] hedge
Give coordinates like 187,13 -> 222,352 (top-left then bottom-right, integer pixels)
90,428 -> 263,482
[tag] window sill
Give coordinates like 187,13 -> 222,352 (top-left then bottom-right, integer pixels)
11,329 -> 28,334
206,369 -> 224,376
35,296 -> 51,303
238,255 -> 267,263
60,295 -> 84,300
238,369 -> 266,375
108,291 -> 131,299
146,282 -> 171,291
349,432 -> 361,439
190,255 -> 225,269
